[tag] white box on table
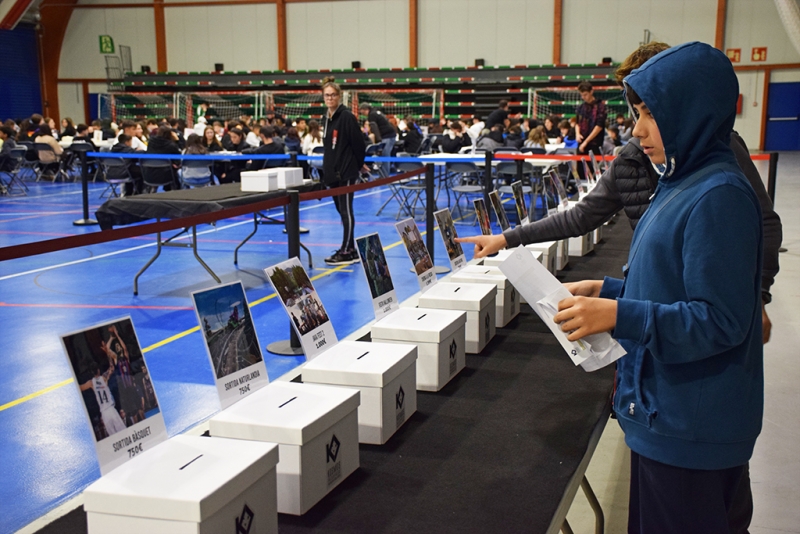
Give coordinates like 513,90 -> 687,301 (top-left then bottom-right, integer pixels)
450,264 -> 520,328
417,282 -> 496,354
594,223 -> 603,244
482,249 -> 544,304
302,340 -> 417,445
524,241 -> 558,275
568,233 -> 594,256
371,308 -> 466,392
84,434 -> 280,534
209,381 -> 360,516
241,167 -> 303,192
557,239 -> 570,270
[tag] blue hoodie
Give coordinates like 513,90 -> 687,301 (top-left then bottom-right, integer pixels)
599,42 -> 763,470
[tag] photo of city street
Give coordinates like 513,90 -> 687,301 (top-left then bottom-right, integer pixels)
192,282 -> 264,379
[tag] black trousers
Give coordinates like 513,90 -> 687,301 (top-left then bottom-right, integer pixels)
331,179 -> 355,252
629,451 -> 753,534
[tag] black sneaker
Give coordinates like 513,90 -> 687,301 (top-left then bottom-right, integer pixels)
325,249 -> 359,265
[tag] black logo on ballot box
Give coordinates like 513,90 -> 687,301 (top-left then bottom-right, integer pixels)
326,434 -> 340,463
449,340 -> 457,359
484,313 -> 491,340
396,386 -> 405,410
235,503 -> 254,534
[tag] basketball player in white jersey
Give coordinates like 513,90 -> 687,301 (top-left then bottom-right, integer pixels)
79,359 -> 127,437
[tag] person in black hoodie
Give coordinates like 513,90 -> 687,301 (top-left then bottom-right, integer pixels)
438,120 -> 472,153
146,125 -> 181,190
399,115 -> 423,154
220,128 -> 249,183
108,134 -> 143,196
242,126 -> 285,170
321,77 -> 366,265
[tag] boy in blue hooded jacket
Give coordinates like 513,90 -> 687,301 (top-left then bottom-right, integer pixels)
553,42 -> 763,532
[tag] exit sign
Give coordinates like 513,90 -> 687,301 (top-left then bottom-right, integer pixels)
752,47 -> 767,62
99,35 -> 114,54
726,48 -> 741,63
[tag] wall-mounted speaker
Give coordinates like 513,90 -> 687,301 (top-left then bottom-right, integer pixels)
351,61 -> 361,69
214,63 -> 224,72
141,65 -> 151,73
475,58 -> 485,67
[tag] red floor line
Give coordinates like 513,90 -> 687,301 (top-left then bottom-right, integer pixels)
0,302 -> 194,310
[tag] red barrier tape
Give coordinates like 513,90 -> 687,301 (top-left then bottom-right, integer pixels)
493,152 -> 773,161
0,167 -> 424,262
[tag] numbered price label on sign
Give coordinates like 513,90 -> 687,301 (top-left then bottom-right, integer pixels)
752,47 -> 767,62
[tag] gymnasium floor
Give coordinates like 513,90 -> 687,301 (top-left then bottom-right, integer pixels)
0,177 -> 485,533
2,155 -> 799,533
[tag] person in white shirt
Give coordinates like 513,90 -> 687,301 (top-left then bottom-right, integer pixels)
79,358 -> 128,437
117,120 -> 146,151
467,116 -> 485,141
302,119 -> 323,154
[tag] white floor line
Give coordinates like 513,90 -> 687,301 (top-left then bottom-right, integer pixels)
1,189 -> 89,201
0,187 -> 386,281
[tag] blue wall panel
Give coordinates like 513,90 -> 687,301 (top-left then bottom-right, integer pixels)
0,25 -> 43,122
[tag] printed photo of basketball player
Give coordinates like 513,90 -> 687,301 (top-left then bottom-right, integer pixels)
63,318 -> 160,442
510,181 -> 528,224
473,198 -> 492,236
356,233 -> 395,300
192,282 -> 264,380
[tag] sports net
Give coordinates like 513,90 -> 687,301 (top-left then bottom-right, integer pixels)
189,92 -> 267,125
267,90 -> 347,121
530,87 -> 627,121
351,89 -> 443,121
103,93 -> 177,123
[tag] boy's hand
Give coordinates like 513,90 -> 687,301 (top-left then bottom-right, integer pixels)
563,280 -> 604,298
762,303 -> 771,344
554,296 -> 617,341
455,234 -> 506,258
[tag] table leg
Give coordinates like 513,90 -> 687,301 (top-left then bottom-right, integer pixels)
234,213 -> 259,265
191,225 -> 221,284
134,229 -> 163,295
581,476 -> 605,534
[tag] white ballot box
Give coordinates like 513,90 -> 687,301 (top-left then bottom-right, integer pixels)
209,382 -> 360,516
302,340 -> 418,445
417,282 -> 496,354
569,233 -> 594,256
557,239 -> 570,270
451,265 -> 520,328
84,435 -> 280,534
371,308 -> 466,392
594,224 -> 604,244
524,241 -> 558,275
241,168 -> 303,192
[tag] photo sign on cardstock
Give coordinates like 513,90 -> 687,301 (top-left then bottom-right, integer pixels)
488,190 -> 511,231
191,281 -> 269,409
434,208 -> 466,273
473,198 -> 492,236
61,317 -> 168,475
265,257 -> 337,360
549,170 -> 570,209
356,233 -> 399,320
395,218 -> 437,292
510,181 -> 529,226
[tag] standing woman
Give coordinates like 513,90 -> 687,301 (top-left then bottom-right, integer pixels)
321,77 -> 366,265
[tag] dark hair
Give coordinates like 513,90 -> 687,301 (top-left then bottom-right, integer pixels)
156,125 -> 174,140
120,120 -> 137,130
558,120 -> 571,130
499,99 -> 508,108
228,127 -> 244,141
307,119 -> 321,141
259,125 -> 275,138
118,133 -> 132,144
577,81 -> 593,93
626,85 -> 643,106
76,124 -> 89,134
286,127 -> 300,140
608,125 -> 619,134
615,42 -> 671,84
36,124 -> 52,137
0,126 -> 15,137
31,114 -> 43,124
202,126 -> 222,148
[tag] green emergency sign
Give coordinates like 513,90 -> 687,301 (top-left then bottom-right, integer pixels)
99,35 -> 115,54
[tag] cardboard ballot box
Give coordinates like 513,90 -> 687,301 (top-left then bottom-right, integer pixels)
302,340 -> 417,445
209,382 -> 360,516
417,282 -> 496,354
566,201 -> 595,256
371,308 -> 466,392
556,239 -> 570,270
241,167 -> 303,192
450,265 -> 520,328
524,241 -> 558,275
594,223 -> 604,245
84,434 -> 280,534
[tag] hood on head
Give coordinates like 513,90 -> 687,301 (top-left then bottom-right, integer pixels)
623,41 -> 738,180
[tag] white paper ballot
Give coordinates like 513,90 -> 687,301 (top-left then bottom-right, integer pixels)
497,246 -> 626,371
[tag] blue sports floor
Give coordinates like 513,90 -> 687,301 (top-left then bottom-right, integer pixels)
0,178 -> 491,533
